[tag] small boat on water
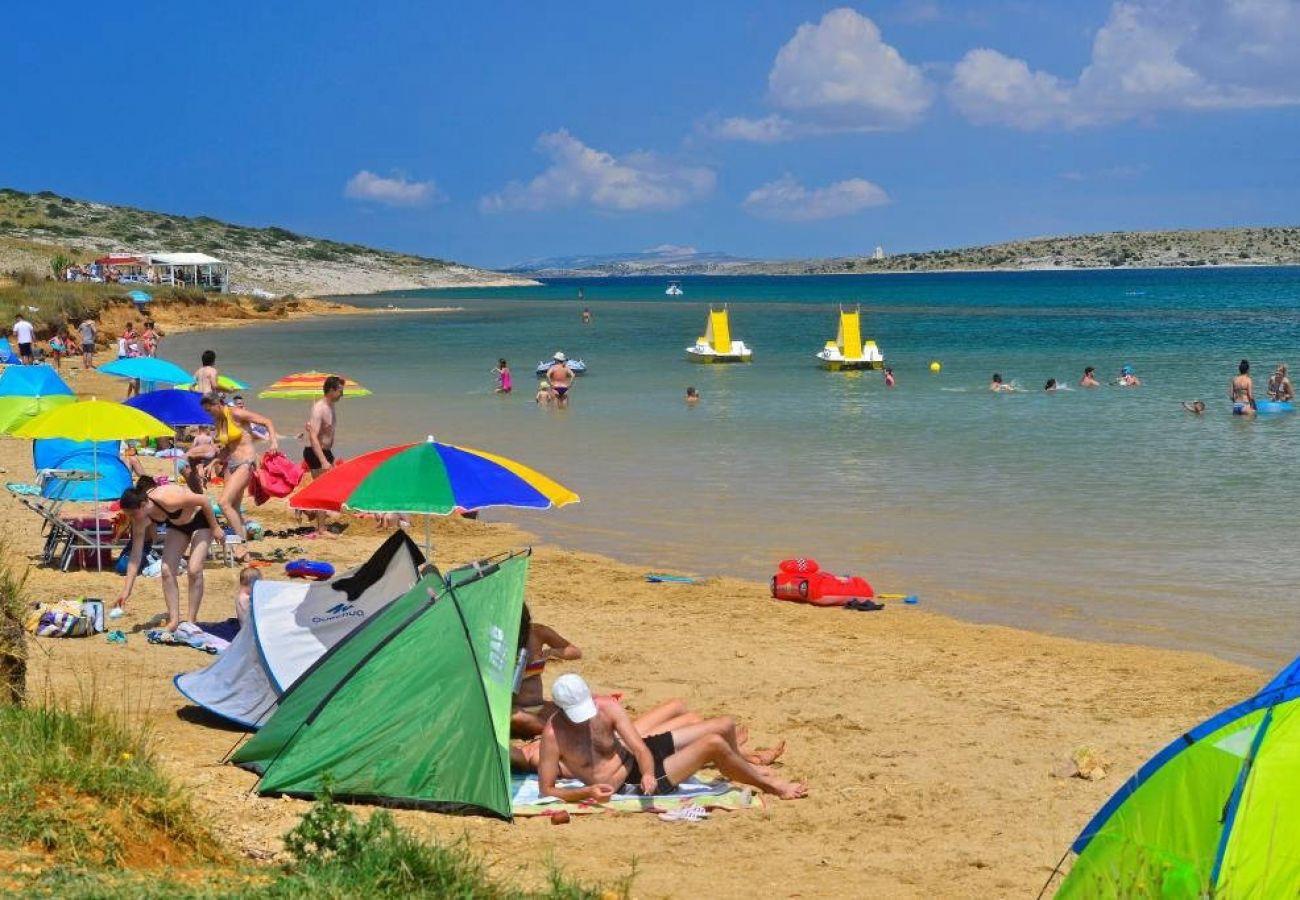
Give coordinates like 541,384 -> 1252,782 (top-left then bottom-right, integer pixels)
535,358 -> 587,376
686,306 -> 752,363
815,306 -> 884,371
665,281 -> 684,296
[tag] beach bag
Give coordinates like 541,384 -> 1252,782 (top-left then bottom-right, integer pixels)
253,451 -> 302,504
25,599 -> 103,638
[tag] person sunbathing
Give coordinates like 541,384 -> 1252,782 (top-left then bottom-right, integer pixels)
511,696 -> 785,772
537,674 -> 806,802
510,604 -> 582,738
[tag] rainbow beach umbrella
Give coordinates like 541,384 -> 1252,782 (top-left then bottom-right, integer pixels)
258,371 -> 372,400
291,435 -> 578,553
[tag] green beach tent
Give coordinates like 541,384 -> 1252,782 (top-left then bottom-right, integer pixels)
1054,656 -> 1300,897
231,549 -> 530,820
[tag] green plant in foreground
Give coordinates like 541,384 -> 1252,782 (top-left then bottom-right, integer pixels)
263,790 -> 623,899
0,539 -> 28,706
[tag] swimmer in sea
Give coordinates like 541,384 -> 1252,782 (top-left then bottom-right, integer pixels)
1079,366 -> 1100,388
1268,364 -> 1293,402
1230,359 -> 1255,416
685,386 -> 699,406
989,373 -> 1015,392
546,352 -> 574,407
1044,378 -> 1058,392
1182,400 -> 1206,415
1117,365 -> 1141,387
884,366 -> 895,387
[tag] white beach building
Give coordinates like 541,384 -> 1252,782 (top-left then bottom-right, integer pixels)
148,252 -> 230,292
873,245 -> 886,260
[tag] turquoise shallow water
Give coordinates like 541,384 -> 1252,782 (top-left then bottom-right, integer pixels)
169,269 -> 1300,667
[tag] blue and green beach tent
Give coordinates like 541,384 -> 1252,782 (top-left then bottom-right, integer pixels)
0,365 -> 75,433
231,549 -> 530,820
1056,656 -> 1300,897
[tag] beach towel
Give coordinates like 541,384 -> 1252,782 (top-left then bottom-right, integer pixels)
254,451 -> 302,503
509,774 -> 764,817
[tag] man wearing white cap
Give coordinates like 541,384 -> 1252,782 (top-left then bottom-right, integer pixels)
538,673 -> 807,802
545,352 -> 574,408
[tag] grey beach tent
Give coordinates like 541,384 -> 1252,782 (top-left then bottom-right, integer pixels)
174,532 -> 424,728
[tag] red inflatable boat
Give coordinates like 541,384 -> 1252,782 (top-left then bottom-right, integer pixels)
770,558 -> 874,607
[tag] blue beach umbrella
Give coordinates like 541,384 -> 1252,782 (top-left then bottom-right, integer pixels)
0,365 -> 76,433
124,389 -> 214,428
99,357 -> 191,385
32,440 -> 131,502
128,290 -> 152,304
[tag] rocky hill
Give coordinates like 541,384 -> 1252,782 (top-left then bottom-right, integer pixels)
729,227 -> 1300,276
0,188 -> 531,296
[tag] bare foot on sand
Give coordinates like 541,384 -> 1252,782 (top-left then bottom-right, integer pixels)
746,740 -> 785,767
773,780 -> 807,800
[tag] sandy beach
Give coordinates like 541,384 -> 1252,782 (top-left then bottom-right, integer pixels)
0,338 -> 1270,897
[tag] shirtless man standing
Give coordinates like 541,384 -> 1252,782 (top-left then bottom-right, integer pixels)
1230,359 -> 1255,416
546,352 -> 574,408
304,376 -> 344,536
538,674 -> 806,802
193,350 -> 219,395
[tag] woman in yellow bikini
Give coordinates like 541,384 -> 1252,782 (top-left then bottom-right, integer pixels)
199,393 -> 278,562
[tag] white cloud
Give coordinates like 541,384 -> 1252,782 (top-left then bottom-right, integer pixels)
481,130 -> 715,213
344,170 -> 441,207
767,8 -> 933,130
949,0 -> 1300,129
742,174 -> 890,222
709,114 -> 799,143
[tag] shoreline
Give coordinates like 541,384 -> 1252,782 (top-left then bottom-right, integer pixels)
3,310 -> 1274,895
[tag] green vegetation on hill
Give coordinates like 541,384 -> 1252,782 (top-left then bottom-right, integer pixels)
0,187 -> 446,271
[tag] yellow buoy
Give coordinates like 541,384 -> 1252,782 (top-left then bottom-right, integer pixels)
929,361 -> 942,373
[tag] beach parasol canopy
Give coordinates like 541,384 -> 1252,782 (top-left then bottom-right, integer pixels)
124,389 -> 215,428
258,371 -> 372,400
128,289 -> 151,304
176,374 -> 248,392
0,366 -> 76,433
291,436 -> 578,552
15,399 -> 173,442
100,357 -> 191,385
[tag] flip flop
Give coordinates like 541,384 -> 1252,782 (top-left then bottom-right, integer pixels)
658,805 -> 709,822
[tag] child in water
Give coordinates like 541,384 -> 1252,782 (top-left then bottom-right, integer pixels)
884,367 -> 895,387
535,380 -> 553,405
1182,400 -> 1206,415
685,386 -> 700,406
494,359 -> 512,394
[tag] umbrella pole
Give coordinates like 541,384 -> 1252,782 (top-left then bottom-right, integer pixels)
424,514 -> 433,559
93,442 -> 102,573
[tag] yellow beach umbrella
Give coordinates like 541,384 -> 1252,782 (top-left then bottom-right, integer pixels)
259,371 -> 372,400
15,400 -> 172,572
15,399 -> 173,442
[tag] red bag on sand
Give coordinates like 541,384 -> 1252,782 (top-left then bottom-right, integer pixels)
253,451 -> 303,504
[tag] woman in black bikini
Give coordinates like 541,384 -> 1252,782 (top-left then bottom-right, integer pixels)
115,476 -> 221,631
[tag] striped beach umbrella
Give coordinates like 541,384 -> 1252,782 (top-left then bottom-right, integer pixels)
258,371 -> 372,400
291,436 -> 578,553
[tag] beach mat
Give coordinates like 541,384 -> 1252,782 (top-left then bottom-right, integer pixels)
511,774 -> 764,816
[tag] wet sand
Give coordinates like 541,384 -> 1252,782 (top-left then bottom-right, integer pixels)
4,353 -> 1265,898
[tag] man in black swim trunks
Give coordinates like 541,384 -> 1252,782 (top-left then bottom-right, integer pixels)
537,674 -> 807,802
304,376 -> 344,536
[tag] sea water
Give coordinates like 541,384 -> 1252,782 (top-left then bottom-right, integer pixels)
168,268 -> 1300,667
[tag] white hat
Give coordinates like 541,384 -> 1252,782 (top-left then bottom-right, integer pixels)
553,351 -> 567,361
551,673 -> 597,723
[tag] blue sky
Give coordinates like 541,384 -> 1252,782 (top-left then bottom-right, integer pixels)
3,1 -> 1298,267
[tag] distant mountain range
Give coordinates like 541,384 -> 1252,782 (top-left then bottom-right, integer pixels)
505,244 -> 755,276
508,228 -> 1300,277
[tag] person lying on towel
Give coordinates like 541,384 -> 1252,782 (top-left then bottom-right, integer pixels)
513,695 -> 785,774
538,674 -> 806,801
